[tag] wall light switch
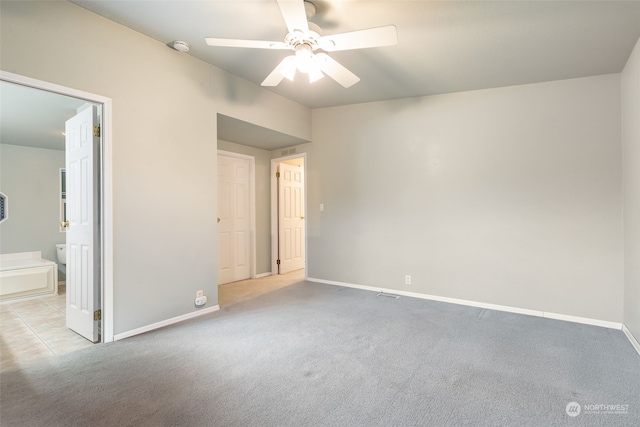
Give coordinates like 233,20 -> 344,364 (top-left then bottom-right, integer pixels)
320,203 -> 324,212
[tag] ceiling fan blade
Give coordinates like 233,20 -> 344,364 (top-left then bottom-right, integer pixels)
261,56 -> 296,86
277,0 -> 309,34
319,25 -> 398,52
261,66 -> 286,87
315,53 -> 360,88
205,38 -> 289,50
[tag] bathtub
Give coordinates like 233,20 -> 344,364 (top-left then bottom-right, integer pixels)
0,252 -> 58,302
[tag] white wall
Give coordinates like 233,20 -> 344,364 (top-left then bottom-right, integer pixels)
0,1 -> 310,335
217,140 -> 272,275
622,37 -> 640,340
308,75 -> 623,323
0,144 -> 65,262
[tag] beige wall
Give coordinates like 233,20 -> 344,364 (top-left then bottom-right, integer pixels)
622,36 -> 640,340
307,74 -> 623,322
0,1 -> 310,335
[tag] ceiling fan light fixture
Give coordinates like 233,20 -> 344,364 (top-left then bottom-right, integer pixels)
294,44 -> 315,73
308,54 -> 326,82
308,67 -> 324,83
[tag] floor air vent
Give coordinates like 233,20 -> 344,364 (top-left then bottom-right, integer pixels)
377,292 -> 400,299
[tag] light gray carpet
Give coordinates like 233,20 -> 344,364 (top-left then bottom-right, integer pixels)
1,281 -> 639,426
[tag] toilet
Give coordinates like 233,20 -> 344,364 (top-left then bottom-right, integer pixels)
55,244 -> 66,265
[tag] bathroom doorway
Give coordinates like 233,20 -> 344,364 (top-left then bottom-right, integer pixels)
0,71 -> 113,370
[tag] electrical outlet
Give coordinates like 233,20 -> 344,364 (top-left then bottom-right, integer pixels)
405,275 -> 411,285
320,203 -> 324,212
196,290 -> 204,297
195,296 -> 207,306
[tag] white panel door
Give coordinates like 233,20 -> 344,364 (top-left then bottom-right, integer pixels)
65,106 -> 100,342
218,155 -> 250,284
278,163 -> 305,274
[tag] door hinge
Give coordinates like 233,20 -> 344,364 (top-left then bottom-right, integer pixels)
276,172 -> 280,178
93,125 -> 101,137
276,259 -> 281,265
94,309 -> 101,321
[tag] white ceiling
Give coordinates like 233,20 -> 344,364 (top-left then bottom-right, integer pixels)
0,81 -> 86,151
71,0 -> 640,109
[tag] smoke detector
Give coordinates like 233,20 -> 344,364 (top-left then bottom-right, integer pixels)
171,41 -> 190,52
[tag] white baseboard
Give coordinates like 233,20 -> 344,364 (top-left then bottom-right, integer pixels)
307,277 -> 623,331
114,305 -> 220,341
543,312 -> 621,330
622,324 -> 640,356
254,272 -> 272,279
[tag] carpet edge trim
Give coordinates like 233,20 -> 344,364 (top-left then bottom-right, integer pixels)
307,277 -> 622,330
113,305 -> 220,341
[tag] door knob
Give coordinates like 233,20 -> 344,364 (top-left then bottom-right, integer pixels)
300,216 -> 305,220
217,218 -> 220,223
60,221 -> 69,228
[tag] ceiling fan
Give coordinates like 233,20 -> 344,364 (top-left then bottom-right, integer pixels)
205,0 -> 397,88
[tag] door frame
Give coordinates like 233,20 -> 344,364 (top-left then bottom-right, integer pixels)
1,70 -> 114,343
217,150 -> 257,280
270,153 -> 308,276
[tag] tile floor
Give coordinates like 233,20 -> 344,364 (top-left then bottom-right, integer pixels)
0,285 -> 94,373
0,270 -> 306,373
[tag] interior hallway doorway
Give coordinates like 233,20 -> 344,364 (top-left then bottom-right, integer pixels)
271,155 -> 306,276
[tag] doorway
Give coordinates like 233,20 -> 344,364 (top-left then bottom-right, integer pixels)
0,71 -> 114,344
217,150 -> 256,285
271,154 -> 307,276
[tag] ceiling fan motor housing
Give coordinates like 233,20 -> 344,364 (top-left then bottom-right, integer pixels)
304,0 -> 317,20
285,22 -> 323,51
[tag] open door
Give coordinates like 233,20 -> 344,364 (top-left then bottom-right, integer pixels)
65,105 -> 100,342
278,162 -> 305,274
